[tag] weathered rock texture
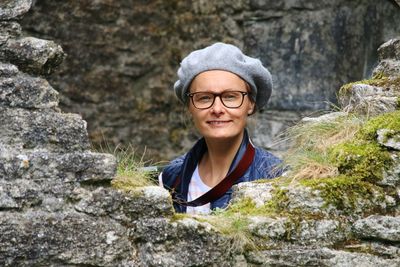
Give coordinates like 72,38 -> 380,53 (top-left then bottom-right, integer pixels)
19,0 -> 400,160
2,1 -> 400,266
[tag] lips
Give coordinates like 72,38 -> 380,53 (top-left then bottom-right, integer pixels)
206,120 -> 232,125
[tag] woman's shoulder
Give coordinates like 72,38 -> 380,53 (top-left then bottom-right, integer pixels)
166,154 -> 186,168
253,146 -> 284,178
254,147 -> 281,162
161,154 -> 186,184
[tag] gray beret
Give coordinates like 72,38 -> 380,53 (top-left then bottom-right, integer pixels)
173,42 -> 273,110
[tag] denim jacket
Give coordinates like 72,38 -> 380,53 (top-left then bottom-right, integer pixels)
162,130 -> 283,213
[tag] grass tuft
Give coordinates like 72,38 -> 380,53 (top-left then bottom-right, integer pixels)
282,114 -> 364,180
110,145 -> 157,190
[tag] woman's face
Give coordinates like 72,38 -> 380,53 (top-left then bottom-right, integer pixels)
188,70 -> 255,141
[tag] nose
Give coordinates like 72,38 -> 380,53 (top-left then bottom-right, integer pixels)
211,95 -> 225,115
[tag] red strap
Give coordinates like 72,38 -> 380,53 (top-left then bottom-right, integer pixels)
172,142 -> 255,207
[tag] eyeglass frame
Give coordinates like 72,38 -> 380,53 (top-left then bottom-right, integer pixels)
186,90 -> 250,110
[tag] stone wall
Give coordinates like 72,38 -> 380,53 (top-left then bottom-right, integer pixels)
1,1 -> 400,266
20,0 -> 400,160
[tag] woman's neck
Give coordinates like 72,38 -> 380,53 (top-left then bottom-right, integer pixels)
198,131 -> 245,187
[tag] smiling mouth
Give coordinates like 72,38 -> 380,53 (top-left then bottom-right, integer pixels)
207,120 -> 232,125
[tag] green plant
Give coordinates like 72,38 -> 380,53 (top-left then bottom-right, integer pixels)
110,144 -> 158,190
282,114 -> 364,180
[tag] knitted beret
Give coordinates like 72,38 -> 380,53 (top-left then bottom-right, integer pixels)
173,42 -> 272,110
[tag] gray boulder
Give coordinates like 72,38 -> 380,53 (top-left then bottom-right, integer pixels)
0,0 -> 31,20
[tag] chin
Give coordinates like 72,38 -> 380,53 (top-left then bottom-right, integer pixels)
202,129 -> 243,141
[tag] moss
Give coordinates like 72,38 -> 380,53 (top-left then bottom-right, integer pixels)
263,187 -> 290,214
329,141 -> 392,183
301,175 -> 384,214
357,110 -> 400,141
339,75 -> 389,96
214,197 -> 260,217
170,213 -> 189,222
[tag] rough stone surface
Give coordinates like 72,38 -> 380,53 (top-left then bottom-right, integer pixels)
0,107 -> 90,152
132,217 -> 234,267
340,83 -> 400,115
247,248 -> 400,267
339,38 -> 400,116
354,215 -> 400,242
0,150 -> 116,182
0,21 -> 21,45
0,37 -> 66,75
380,153 -> 400,187
20,0 -> 400,160
0,0 -> 31,20
0,65 -> 59,108
231,181 -> 274,207
0,211 -> 136,267
374,38 -> 400,76
377,129 -> 400,150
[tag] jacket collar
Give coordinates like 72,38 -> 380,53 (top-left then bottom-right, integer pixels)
176,129 -> 252,212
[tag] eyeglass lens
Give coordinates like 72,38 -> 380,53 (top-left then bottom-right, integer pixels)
191,91 -> 246,109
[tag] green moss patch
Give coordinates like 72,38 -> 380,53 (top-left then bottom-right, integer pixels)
329,141 -> 392,183
358,110 -> 400,141
301,175 -> 384,214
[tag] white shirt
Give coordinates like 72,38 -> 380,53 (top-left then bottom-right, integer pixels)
159,165 -> 211,215
186,165 -> 211,214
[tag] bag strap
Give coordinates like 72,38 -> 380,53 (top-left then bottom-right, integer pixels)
172,142 -> 255,207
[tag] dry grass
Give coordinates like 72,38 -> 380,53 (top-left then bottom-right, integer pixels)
200,199 -> 261,253
282,113 -> 364,181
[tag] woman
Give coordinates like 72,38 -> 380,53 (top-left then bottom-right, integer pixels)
160,42 -> 283,214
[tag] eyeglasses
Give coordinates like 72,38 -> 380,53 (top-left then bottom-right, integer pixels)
186,90 -> 249,109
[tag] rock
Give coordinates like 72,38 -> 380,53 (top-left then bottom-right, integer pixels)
0,150 -> 116,182
0,211 -> 136,267
285,185 -> 327,214
301,112 -> 348,123
373,38 -> 400,77
0,21 -> 21,45
0,69 -> 59,109
380,152 -> 400,186
0,0 -> 32,20
0,62 -> 19,76
231,181 -> 275,207
339,83 -> 399,115
0,37 -> 65,75
353,215 -> 400,242
0,179 -> 42,210
344,242 -> 400,259
373,59 -> 400,77
133,217 -> 233,267
73,186 -> 174,223
0,107 -> 90,152
377,129 -> 400,150
288,219 -> 349,245
248,216 -> 288,240
326,249 -> 400,267
378,38 -> 400,61
247,247 -> 400,267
